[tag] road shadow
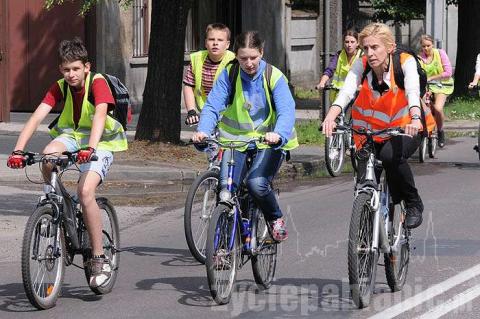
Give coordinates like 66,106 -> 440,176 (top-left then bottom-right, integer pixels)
0,281 -> 101,313
121,246 -> 201,267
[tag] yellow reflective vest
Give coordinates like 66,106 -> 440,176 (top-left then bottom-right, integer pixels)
49,73 -> 128,152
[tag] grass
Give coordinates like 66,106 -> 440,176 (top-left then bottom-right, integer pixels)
445,96 -> 480,120
295,120 -> 325,145
294,86 -> 320,100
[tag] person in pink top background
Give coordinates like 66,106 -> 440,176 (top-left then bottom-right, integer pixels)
419,34 -> 454,148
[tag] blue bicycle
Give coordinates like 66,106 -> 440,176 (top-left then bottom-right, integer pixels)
197,138 -> 278,305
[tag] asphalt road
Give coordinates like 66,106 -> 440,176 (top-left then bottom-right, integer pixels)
0,135 -> 479,318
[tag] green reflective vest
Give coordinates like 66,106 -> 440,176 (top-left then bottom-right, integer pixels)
330,49 -> 362,103
49,73 -> 128,152
420,48 -> 454,95
218,64 -> 298,152
191,50 -> 236,110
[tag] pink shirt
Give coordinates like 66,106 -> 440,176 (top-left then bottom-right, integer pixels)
419,48 -> 453,78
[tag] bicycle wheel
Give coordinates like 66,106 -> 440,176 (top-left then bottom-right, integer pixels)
428,130 -> 437,158
251,209 -> 277,289
83,198 -> 120,295
21,205 -> 65,310
348,193 -> 378,309
384,203 -> 410,292
325,133 -> 345,177
205,204 -> 241,305
184,170 -> 219,264
477,123 -> 480,161
418,136 -> 427,163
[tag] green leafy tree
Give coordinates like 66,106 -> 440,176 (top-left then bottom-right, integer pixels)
370,0 -> 425,24
45,0 -> 193,143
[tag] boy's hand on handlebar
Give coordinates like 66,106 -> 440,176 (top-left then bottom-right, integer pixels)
185,109 -> 199,125
264,132 -> 281,145
77,147 -> 96,164
7,150 -> 26,169
192,131 -> 208,143
404,120 -> 422,136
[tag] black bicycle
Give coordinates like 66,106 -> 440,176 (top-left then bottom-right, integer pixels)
196,138 -> 278,305
20,151 -> 120,310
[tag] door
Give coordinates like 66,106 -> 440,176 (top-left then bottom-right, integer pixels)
0,1 -> 8,121
6,0 -> 84,114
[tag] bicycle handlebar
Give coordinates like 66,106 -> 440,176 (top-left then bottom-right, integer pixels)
190,137 -> 264,150
334,125 -> 406,137
322,84 -> 339,91
23,151 -> 98,167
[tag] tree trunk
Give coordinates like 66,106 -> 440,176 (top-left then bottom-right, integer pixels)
453,0 -> 480,97
135,0 -> 193,142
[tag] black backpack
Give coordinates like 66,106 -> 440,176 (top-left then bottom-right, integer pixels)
49,72 -> 131,131
227,61 -> 276,110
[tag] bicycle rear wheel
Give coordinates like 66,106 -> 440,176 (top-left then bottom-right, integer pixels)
184,170 -> 219,264
384,203 -> 410,292
251,209 -> 277,289
418,136 -> 427,163
82,198 -> 120,295
205,204 -> 240,305
325,134 -> 345,177
22,205 -> 65,310
348,193 -> 378,309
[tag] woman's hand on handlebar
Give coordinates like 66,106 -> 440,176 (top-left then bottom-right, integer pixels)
404,119 -> 423,137
192,131 -> 208,143
264,132 -> 281,145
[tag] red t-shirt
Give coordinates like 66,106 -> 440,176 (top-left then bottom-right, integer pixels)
42,74 -> 115,126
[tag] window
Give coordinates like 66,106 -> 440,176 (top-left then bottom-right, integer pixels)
133,0 -> 149,57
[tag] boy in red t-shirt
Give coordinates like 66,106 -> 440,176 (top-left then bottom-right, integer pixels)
7,38 -> 127,288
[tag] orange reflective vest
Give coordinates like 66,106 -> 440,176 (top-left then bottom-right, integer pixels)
352,54 -> 435,148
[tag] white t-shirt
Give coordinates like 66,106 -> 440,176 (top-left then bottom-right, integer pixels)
475,53 -> 480,76
333,55 -> 421,110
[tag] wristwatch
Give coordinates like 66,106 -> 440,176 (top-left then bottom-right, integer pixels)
411,114 -> 421,121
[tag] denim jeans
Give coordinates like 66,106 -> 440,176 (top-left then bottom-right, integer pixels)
219,147 -> 285,221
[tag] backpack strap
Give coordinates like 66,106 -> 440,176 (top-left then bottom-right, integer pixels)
265,63 -> 276,112
227,61 -> 239,106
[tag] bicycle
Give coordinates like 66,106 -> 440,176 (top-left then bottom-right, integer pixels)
20,151 -> 120,310
468,85 -> 480,160
339,126 -> 411,309
418,81 -> 445,162
322,84 -> 357,176
196,138 -> 278,305
184,142 -> 223,264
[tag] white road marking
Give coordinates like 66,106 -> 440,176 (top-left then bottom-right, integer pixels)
368,263 -> 480,319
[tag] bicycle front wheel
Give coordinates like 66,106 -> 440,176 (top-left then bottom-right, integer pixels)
205,204 -> 240,305
22,205 -> 65,310
184,170 -> 219,264
82,198 -> 120,295
348,193 -> 378,309
428,129 -> 438,158
418,136 -> 427,163
325,134 -> 346,177
251,209 -> 277,289
384,203 -> 410,292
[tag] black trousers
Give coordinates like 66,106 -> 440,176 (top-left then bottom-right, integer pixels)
375,135 -> 422,208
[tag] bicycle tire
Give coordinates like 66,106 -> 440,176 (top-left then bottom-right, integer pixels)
184,170 -> 219,264
325,134 -> 345,177
384,203 -> 410,292
418,136 -> 427,163
428,129 -> 437,158
22,205 -> 65,310
82,198 -> 120,295
348,192 -> 378,309
251,209 -> 277,289
205,204 -> 240,305
477,123 -> 480,161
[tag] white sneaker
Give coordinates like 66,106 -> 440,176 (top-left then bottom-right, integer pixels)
89,256 -> 112,288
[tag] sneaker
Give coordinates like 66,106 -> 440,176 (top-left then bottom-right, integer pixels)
269,218 -> 288,242
88,256 -> 112,288
405,203 -> 424,229
438,130 -> 445,148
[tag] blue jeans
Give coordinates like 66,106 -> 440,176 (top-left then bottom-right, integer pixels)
219,147 -> 285,221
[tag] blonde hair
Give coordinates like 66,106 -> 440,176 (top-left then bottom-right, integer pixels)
358,23 -> 395,50
420,34 -> 434,46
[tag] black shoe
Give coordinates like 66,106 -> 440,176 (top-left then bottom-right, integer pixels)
405,206 -> 423,229
438,130 -> 445,148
